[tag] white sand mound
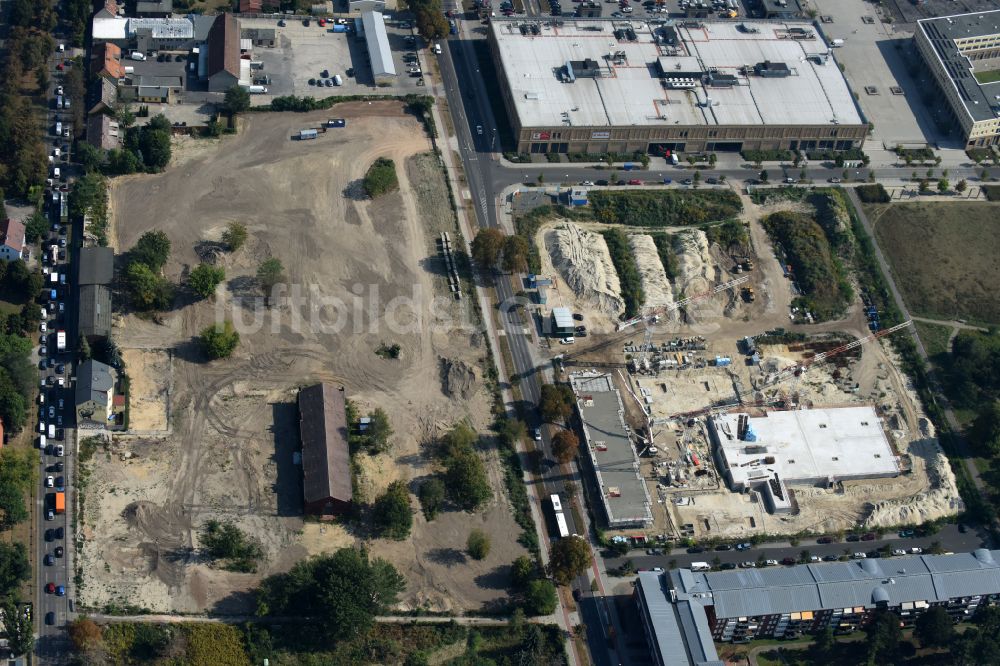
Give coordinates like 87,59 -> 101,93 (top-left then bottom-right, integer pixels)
863,446 -> 964,528
545,223 -> 625,317
674,230 -> 713,291
628,234 -> 674,312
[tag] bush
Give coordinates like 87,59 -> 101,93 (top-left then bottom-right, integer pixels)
539,384 -> 574,423
201,519 -> 264,573
439,424 -> 492,511
600,228 -> 644,318
741,148 -> 794,163
372,480 -> 413,540
983,185 -> 1000,202
805,147 -> 868,162
589,189 -> 742,227
188,263 -> 225,299
551,430 -> 579,463
362,157 -> 399,198
130,230 -> 171,273
523,579 -> 557,615
467,529 -> 491,560
222,222 -> 248,251
762,210 -> 851,320
418,478 -> 445,520
199,321 -> 240,359
651,233 -> 679,280
855,183 -> 890,203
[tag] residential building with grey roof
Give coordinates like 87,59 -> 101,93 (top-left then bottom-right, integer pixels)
635,550 -> 1000,665
916,10 -> 1000,147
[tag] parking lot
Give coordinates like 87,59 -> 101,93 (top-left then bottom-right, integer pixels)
240,17 -> 429,99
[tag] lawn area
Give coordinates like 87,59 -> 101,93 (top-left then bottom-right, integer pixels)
974,69 -> 1000,84
868,202 -> 1000,325
914,320 -> 953,360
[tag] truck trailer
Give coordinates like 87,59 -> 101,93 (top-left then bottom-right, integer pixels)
55,492 -> 65,514
298,129 -> 318,140
56,330 -> 66,352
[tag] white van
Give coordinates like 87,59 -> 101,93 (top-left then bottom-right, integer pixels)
40,434 -> 46,449
39,421 -> 46,433
130,51 -> 147,61
690,562 -> 712,572
55,121 -> 62,135
53,167 -> 60,179
48,424 -> 55,438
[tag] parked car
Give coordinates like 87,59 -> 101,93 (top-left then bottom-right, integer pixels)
45,583 -> 56,594
715,544 -> 732,551
852,552 -> 867,559
45,475 -> 53,488
823,555 -> 838,561
764,559 -> 779,567
781,557 -> 796,565
720,562 -> 736,570
861,533 -> 876,541
627,179 -> 642,185
740,561 -> 756,568
44,554 -> 54,566
817,536 -> 833,544
534,428 -> 542,441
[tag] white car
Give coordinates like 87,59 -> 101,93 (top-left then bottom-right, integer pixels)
40,322 -> 47,332
559,337 -> 576,345
57,377 -> 65,387
45,476 -> 54,488
764,559 -> 779,567
852,552 -> 866,559
476,125 -> 483,135
56,86 -> 63,95
892,549 -> 906,556
55,445 -> 64,457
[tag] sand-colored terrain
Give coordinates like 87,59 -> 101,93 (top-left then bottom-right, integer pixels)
79,103 -> 525,615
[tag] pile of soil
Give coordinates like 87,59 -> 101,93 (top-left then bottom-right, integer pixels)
440,357 -> 479,400
629,234 -> 675,311
545,223 -> 625,317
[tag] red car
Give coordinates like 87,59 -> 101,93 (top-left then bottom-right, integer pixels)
318,18 -> 327,26
628,179 -> 642,185
45,582 -> 55,594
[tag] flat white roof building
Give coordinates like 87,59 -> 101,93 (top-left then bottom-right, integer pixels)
710,407 -> 899,497
488,18 -> 868,155
361,11 -> 395,81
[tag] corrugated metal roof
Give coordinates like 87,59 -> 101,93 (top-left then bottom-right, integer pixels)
681,551 -> 1000,619
360,11 -> 395,78
636,573 -> 721,666
552,306 -> 574,329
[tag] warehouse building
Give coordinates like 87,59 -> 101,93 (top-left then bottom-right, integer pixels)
488,18 -> 866,155
77,247 -> 114,343
915,10 -> 1000,147
709,407 -> 899,514
570,372 -> 653,528
298,383 -> 353,517
637,549 -> 1000,664
360,11 -> 395,82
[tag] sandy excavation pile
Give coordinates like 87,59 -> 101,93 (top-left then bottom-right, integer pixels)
546,223 -> 625,317
628,234 -> 675,312
863,441 -> 965,528
673,230 -> 723,317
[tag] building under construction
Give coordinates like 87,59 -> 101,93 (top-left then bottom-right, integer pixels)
709,406 -> 900,514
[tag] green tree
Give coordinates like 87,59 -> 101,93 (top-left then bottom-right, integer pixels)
414,4 -> 449,40
511,555 -> 536,588
914,606 -> 953,648
539,383 -> 575,423
0,542 -> 29,596
125,261 -> 173,311
256,547 -> 405,645
937,178 -> 949,193
67,617 -> 103,654
199,321 -> 240,360
811,626 -> 836,662
551,429 -> 579,464
1,597 -> 33,655
523,579 -> 557,615
224,85 -> 251,114
76,142 -> 104,173
0,373 -> 27,434
865,609 -> 902,665
23,211 -> 47,244
692,170 -> 701,184
372,480 -> 413,540
759,169 -> 769,182
418,478 -> 445,520
444,449 -> 492,511
918,179 -> 930,194
549,536 -> 590,585
201,519 -> 264,572
471,228 -> 505,269
956,178 -> 968,193
130,230 -> 171,273
498,417 -> 528,446
137,117 -> 172,170
502,235 -> 530,274
364,407 -> 393,454
222,221 -> 248,251
467,529 -> 491,560
362,157 -> 398,198
187,263 -> 225,299
0,485 -> 28,529
257,258 -> 285,301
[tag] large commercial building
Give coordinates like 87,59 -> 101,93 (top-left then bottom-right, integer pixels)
570,372 -> 652,528
488,18 -> 866,155
637,550 -> 1000,664
915,10 -> 1000,147
709,407 -> 900,514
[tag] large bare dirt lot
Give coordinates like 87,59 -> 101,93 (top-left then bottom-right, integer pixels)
869,201 -> 1000,326
80,103 -> 526,614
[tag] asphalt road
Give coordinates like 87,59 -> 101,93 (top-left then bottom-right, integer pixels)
441,28 -> 629,666
34,41 -> 81,664
603,524 -> 987,573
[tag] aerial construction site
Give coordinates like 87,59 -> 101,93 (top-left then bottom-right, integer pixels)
535,192 -> 963,543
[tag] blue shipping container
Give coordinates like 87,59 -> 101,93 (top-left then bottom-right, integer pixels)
331,24 -> 347,32
623,162 -> 636,170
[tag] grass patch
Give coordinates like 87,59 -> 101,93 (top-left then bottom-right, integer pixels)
750,186 -> 809,204
600,228 -> 645,319
870,201 -> 1000,325
982,185 -> 1000,201
975,69 -> 1000,84
914,320 -> 953,360
762,210 -> 852,320
650,233 -> 679,280
588,189 -> 742,227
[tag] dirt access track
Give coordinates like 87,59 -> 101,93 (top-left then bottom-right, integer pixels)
80,102 -> 525,614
